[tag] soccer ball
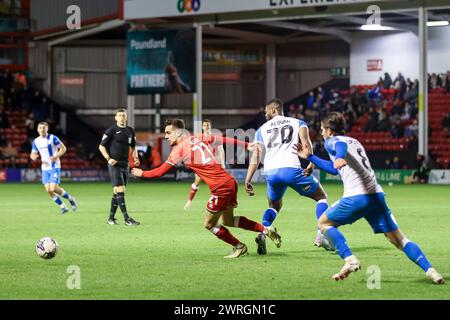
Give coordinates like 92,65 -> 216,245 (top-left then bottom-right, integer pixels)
36,237 -> 58,259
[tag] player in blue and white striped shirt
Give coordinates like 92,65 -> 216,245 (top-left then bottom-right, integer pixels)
296,112 -> 444,284
30,122 -> 77,214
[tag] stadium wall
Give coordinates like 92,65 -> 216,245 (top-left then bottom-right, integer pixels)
277,40 -> 349,102
350,32 -> 419,85
350,26 -> 450,85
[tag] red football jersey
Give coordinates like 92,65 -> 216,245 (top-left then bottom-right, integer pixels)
166,136 -> 233,191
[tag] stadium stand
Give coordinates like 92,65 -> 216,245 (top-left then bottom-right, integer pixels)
283,72 -> 450,168
0,70 -> 97,169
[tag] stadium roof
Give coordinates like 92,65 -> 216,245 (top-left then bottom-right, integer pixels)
57,7 -> 450,46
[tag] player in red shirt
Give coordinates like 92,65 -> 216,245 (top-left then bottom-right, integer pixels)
184,119 -> 225,210
131,119 -> 281,258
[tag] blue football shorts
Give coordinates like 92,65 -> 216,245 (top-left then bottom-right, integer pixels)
42,168 -> 61,185
265,167 -> 320,201
325,192 -> 399,234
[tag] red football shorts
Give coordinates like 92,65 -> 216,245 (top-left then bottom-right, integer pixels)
206,178 -> 238,213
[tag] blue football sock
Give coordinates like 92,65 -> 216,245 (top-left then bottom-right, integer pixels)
52,195 -> 63,206
262,208 -> 277,227
403,241 -> 432,272
316,200 -> 328,220
324,227 -> 352,259
60,189 -> 72,200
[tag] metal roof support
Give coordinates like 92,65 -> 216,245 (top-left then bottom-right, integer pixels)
418,7 -> 428,157
258,21 -> 352,44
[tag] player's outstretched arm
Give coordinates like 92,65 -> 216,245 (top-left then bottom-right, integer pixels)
295,143 -> 339,175
211,135 -> 249,149
131,162 -> 174,179
308,155 -> 339,175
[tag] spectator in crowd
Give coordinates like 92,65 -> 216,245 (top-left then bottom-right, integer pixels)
306,91 -> 315,109
305,102 -> 320,123
429,73 -> 438,90
329,89 -> 344,112
405,119 -> 419,138
437,73 -> 443,88
400,103 -> 411,121
350,86 -> 365,110
343,112 -> 353,133
412,154 -> 430,184
390,156 -> 404,169
391,99 -> 403,117
367,82 -> 382,103
384,158 -> 392,169
297,104 -> 306,120
442,113 -> 450,137
390,118 -> 405,138
394,72 -> 407,100
355,103 -> 366,118
25,112 -> 36,138
377,109 -> 391,131
287,104 -> 298,118
316,93 -> 325,110
317,86 -> 326,101
383,72 -> 392,89
2,141 -> 18,160
364,107 -> 379,132
319,102 -> 330,119
404,79 -> 419,105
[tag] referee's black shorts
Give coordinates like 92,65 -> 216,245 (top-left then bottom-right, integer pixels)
108,164 -> 129,187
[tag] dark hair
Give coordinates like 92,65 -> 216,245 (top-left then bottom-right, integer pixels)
115,108 -> 127,115
322,112 -> 346,135
165,119 -> 185,129
266,98 -> 284,111
37,121 -> 49,127
202,119 -> 212,124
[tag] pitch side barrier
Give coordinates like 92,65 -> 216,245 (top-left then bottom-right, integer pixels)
3,169 -> 449,185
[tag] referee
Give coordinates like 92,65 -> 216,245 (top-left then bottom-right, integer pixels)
99,108 -> 140,226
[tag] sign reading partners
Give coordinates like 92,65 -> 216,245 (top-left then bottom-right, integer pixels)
127,29 -> 196,95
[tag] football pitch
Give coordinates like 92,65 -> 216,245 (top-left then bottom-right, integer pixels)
1,182 -> 449,300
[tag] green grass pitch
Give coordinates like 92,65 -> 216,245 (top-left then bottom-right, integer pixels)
0,182 -> 449,299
